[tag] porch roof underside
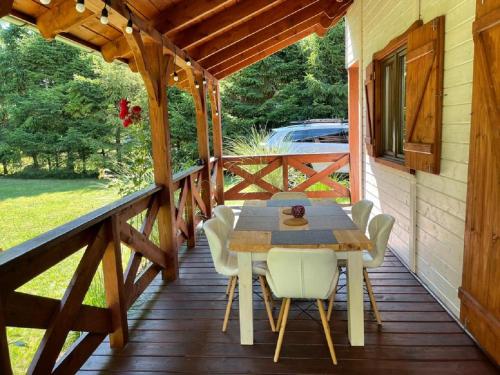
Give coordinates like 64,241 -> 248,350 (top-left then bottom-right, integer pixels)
5,0 -> 351,88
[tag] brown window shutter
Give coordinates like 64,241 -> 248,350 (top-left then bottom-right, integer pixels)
404,16 -> 445,174
364,61 -> 379,157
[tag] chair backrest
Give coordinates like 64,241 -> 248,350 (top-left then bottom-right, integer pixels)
214,205 -> 235,231
271,192 -> 308,200
203,217 -> 232,275
366,214 -> 395,268
266,248 -> 338,299
351,199 -> 373,233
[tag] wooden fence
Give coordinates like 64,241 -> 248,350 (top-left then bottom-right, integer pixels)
0,160 -> 215,374
0,153 -> 349,374
222,152 -> 351,201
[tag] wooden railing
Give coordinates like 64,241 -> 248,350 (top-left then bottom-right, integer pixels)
0,158 -> 220,374
222,152 -> 351,201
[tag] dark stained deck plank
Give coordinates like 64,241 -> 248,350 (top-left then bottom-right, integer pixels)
81,234 -> 497,374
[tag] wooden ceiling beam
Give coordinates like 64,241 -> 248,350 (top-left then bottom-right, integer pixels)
211,16 -> 323,77
36,0 -> 95,40
215,26 -> 319,79
171,0 -> 284,50
201,0 -> 329,70
81,0 -> 217,84
188,0 -> 319,61
214,9 -> 348,79
154,0 -> 235,35
0,0 -> 13,18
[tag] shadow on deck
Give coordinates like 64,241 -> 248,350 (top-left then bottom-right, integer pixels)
80,234 -> 496,374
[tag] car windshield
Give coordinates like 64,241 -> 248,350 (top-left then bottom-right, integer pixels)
284,128 -> 348,143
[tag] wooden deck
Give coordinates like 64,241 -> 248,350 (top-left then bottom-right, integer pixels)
80,235 -> 496,374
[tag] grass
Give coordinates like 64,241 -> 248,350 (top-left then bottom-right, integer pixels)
0,178 -> 120,374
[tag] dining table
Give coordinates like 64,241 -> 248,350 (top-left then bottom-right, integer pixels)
227,198 -> 373,346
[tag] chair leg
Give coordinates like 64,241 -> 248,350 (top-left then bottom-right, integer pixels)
326,270 -> 340,321
274,298 -> 291,363
225,277 -> 232,296
363,268 -> 382,325
276,298 -> 286,331
258,276 -> 276,332
317,299 -> 338,365
222,276 -> 237,332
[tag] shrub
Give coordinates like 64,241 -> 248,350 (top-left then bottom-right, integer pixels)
11,166 -> 98,179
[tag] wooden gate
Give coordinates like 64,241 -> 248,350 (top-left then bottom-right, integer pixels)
459,0 -> 500,365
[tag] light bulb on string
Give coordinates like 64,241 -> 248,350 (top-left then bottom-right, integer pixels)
75,0 -> 85,12
203,77 -> 207,85
185,57 -> 191,67
195,81 -> 200,89
100,8 -> 109,24
40,0 -> 51,4
173,71 -> 179,82
125,18 -> 133,34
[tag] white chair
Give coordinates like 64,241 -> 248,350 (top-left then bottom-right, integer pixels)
203,217 -> 276,332
270,192 -> 308,200
266,248 -> 339,364
214,205 -> 235,231
327,214 -> 395,324
351,199 -> 373,233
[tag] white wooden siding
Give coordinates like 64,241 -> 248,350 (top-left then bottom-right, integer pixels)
345,0 -> 475,317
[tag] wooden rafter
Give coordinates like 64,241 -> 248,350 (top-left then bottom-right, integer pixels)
212,2 -> 351,78
189,0 -> 319,61
36,0 -> 96,40
155,0 -> 235,35
211,15 -> 324,76
200,0 -> 332,70
171,0 -> 284,50
214,25 -> 320,78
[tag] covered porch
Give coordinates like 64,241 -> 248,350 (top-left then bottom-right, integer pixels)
0,0 -> 498,374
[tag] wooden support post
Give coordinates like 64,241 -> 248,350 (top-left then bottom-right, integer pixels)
0,294 -> 12,375
186,175 -> 197,248
188,70 -> 213,218
101,215 -> 128,348
124,31 -> 178,281
209,81 -> 224,204
0,0 -> 13,18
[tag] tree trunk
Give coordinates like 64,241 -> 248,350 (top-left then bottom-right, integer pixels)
32,154 -> 39,168
55,153 -> 60,169
2,161 -> 7,175
47,156 -> 52,171
81,152 -> 87,173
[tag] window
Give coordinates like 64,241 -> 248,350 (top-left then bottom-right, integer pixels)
380,47 -> 406,161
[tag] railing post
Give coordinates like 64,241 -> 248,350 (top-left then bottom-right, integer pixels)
210,82 -> 225,204
188,70 -> 213,218
282,156 -> 289,192
102,215 -> 128,348
124,32 -> 179,281
186,175 -> 197,248
0,294 -> 13,375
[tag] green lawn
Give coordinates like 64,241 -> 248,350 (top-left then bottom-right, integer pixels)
0,178 -> 120,374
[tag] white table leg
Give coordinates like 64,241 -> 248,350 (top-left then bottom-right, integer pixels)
347,251 -> 364,346
237,252 -> 253,345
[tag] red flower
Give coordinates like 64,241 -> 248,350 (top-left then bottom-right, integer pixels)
122,117 -> 132,127
131,105 -> 142,114
119,98 -> 130,120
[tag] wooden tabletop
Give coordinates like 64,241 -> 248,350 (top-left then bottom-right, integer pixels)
228,199 -> 373,252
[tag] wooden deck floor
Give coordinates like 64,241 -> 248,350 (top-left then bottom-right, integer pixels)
80,235 -> 496,374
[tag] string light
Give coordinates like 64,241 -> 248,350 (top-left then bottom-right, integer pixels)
195,81 -> 200,89
185,57 -> 191,67
100,1 -> 109,25
40,0 -> 51,4
203,76 -> 207,85
212,88 -> 216,95
125,18 -> 133,34
75,0 -> 85,12
173,48 -> 179,82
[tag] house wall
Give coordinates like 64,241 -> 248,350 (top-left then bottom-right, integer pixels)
345,0 -> 475,317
